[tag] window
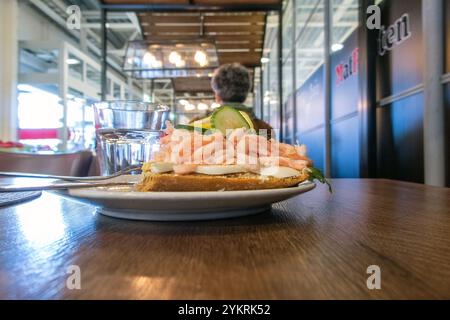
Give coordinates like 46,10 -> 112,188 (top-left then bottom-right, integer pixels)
67,53 -> 83,81
66,88 -> 95,150
17,84 -> 63,150
295,0 -> 325,89
261,13 -> 280,129
282,0 -> 294,61
331,0 -> 359,48
113,82 -> 121,99
86,64 -> 101,89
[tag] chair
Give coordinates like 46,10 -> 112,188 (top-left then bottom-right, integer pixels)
0,150 -> 93,177
87,154 -> 101,176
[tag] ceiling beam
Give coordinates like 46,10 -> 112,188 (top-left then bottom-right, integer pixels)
101,2 -> 281,13
83,22 -> 137,29
147,24 -> 263,32
139,13 -> 265,24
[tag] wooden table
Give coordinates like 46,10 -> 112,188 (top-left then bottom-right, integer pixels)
0,179 -> 449,299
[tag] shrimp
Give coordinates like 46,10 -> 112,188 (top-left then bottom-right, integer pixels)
204,149 -> 226,164
227,128 -> 247,146
295,144 -> 307,157
270,141 -> 311,162
276,157 -> 309,170
160,121 -> 175,144
193,139 -> 224,164
152,123 -> 313,174
259,156 -> 308,170
259,156 -> 278,167
223,140 -> 236,164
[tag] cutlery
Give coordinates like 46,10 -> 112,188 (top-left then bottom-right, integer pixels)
0,180 -> 135,192
0,165 -> 142,182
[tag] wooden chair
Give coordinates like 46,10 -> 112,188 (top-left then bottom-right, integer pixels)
0,150 -> 93,177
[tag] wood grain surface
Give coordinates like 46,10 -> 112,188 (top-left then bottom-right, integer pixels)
0,179 -> 449,299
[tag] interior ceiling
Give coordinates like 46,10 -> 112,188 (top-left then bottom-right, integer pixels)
138,12 -> 265,68
102,0 -> 280,69
102,0 -> 280,5
100,1 -> 280,98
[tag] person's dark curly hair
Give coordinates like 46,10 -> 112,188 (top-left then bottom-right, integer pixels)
211,63 -> 251,103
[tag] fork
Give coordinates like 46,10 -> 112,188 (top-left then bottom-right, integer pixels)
0,180 -> 137,192
0,165 -> 142,182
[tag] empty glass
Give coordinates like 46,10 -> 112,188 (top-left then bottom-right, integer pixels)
93,101 -> 169,175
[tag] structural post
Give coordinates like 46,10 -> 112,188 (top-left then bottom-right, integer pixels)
291,0 -> 297,142
100,8 -> 107,101
422,0 -> 445,186
58,43 -> 69,151
277,8 -> 283,141
0,0 -> 18,141
358,0 -> 377,178
323,0 -> 332,177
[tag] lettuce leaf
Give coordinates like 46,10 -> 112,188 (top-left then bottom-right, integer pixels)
306,167 -> 332,193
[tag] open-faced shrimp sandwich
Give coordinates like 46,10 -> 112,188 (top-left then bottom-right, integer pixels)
137,106 -> 326,192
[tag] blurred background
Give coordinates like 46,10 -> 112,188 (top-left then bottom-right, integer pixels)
0,0 -> 448,186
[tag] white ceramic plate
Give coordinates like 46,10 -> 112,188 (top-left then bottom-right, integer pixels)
62,175 -> 316,221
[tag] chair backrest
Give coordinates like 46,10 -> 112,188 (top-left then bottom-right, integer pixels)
0,150 -> 93,177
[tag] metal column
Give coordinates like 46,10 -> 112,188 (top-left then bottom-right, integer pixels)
100,8 -> 107,101
358,0 -> 377,178
422,0 -> 445,186
323,0 -> 332,178
0,0 -> 18,141
58,43 -> 68,150
278,8 -> 283,141
292,0 -> 298,143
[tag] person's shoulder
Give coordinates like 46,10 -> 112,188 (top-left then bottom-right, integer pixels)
222,103 -> 252,112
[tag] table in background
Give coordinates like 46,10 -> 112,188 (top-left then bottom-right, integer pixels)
0,179 -> 449,299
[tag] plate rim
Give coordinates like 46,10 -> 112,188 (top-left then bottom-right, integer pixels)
67,180 -> 316,200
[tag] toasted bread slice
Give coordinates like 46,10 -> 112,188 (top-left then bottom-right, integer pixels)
136,171 -> 309,192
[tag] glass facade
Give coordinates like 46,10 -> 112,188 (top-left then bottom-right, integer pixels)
259,0 -> 360,175
260,12 -> 280,130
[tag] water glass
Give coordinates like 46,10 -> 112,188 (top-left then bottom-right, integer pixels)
93,101 -> 169,175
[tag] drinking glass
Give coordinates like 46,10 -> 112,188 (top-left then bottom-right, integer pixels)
93,101 -> 169,175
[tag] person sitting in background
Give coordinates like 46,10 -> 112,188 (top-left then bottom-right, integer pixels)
206,63 -> 273,134
211,63 -> 272,132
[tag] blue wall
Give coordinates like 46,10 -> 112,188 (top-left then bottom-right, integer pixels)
295,65 -> 325,172
294,30 -> 361,178
330,31 -> 360,178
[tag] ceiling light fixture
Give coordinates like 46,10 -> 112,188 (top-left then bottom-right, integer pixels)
197,103 -> 208,111
169,51 -> 185,67
142,52 -> 162,68
123,13 -> 218,79
124,40 -> 218,79
194,50 -> 208,67
184,103 -> 196,111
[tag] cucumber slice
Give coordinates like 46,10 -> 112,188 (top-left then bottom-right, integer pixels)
175,124 -> 208,134
211,106 -> 250,134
